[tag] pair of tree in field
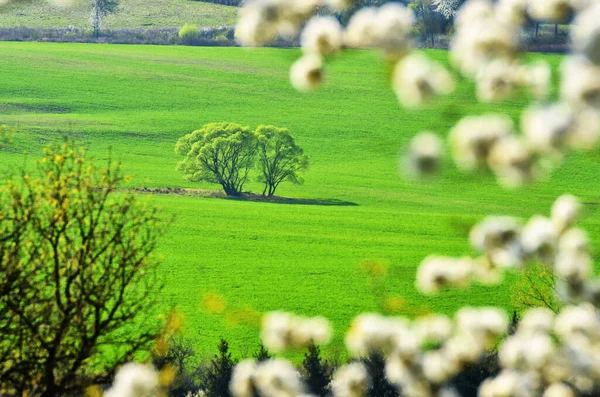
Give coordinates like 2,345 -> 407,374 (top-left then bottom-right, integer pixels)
175,122 -> 309,197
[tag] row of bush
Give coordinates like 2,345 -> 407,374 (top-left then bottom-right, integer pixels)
155,337 -> 500,397
0,26 -> 236,46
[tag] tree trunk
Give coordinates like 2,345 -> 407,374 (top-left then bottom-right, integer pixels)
554,24 -> 558,39
222,185 -> 240,197
535,23 -> 539,38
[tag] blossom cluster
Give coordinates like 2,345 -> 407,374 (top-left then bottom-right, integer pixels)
237,0 -> 456,105
104,363 -> 160,397
230,358 -> 308,397
260,311 -> 333,352
415,194 -> 590,296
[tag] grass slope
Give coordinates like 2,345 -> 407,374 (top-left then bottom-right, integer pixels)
1,42 -> 600,359
0,0 -> 237,29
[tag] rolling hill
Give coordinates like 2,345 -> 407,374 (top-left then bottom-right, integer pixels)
0,0 -> 238,29
1,42 -> 598,359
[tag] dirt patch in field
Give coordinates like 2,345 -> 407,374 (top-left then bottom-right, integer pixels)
131,187 -> 358,206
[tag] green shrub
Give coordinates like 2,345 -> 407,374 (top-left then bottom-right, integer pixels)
178,23 -> 200,45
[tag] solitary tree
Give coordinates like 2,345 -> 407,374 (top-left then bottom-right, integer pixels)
0,143 -> 164,396
176,122 -> 258,196
90,0 -> 119,38
255,125 -> 309,197
302,343 -> 332,397
200,339 -> 237,397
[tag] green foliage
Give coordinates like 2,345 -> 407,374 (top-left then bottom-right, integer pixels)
200,339 -> 237,397
175,122 -> 258,196
255,125 -> 309,196
1,43 -> 596,357
0,142 -> 163,395
179,23 -> 201,44
302,343 -> 332,396
510,261 -> 562,313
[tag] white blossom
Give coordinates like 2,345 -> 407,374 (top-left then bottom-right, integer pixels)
345,313 -> 410,355
559,227 -> 590,255
496,0 -> 529,25
552,194 -> 581,233
230,360 -> 258,397
455,307 -> 509,348
572,3 -> 600,65
469,216 -> 523,268
415,314 -> 454,345
522,103 -> 574,154
560,56 -> 600,109
554,304 -> 600,342
402,132 -> 444,178
331,363 -> 370,397
521,215 -> 559,263
393,54 -> 455,107
261,312 -> 332,352
290,54 -> 324,92
479,370 -> 535,397
449,114 -> 515,171
555,250 -> 592,283
253,359 -> 306,397
543,383 -> 575,397
487,135 -> 539,188
500,333 -> 556,370
451,0 -> 518,76
518,308 -> 556,335
475,60 -> 521,102
301,16 -> 343,56
527,0 -> 578,23
344,3 -> 414,59
416,256 -> 475,294
105,363 -> 159,397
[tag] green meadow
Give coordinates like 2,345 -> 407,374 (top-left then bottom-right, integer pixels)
0,0 -> 236,29
1,42 -> 600,359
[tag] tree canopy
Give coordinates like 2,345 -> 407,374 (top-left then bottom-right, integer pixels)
175,122 -> 258,196
255,125 -> 309,197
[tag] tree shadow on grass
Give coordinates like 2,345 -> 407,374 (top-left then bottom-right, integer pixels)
132,187 -> 358,207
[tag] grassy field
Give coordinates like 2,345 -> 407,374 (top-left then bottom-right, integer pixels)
1,42 -> 600,360
0,0 -> 237,29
